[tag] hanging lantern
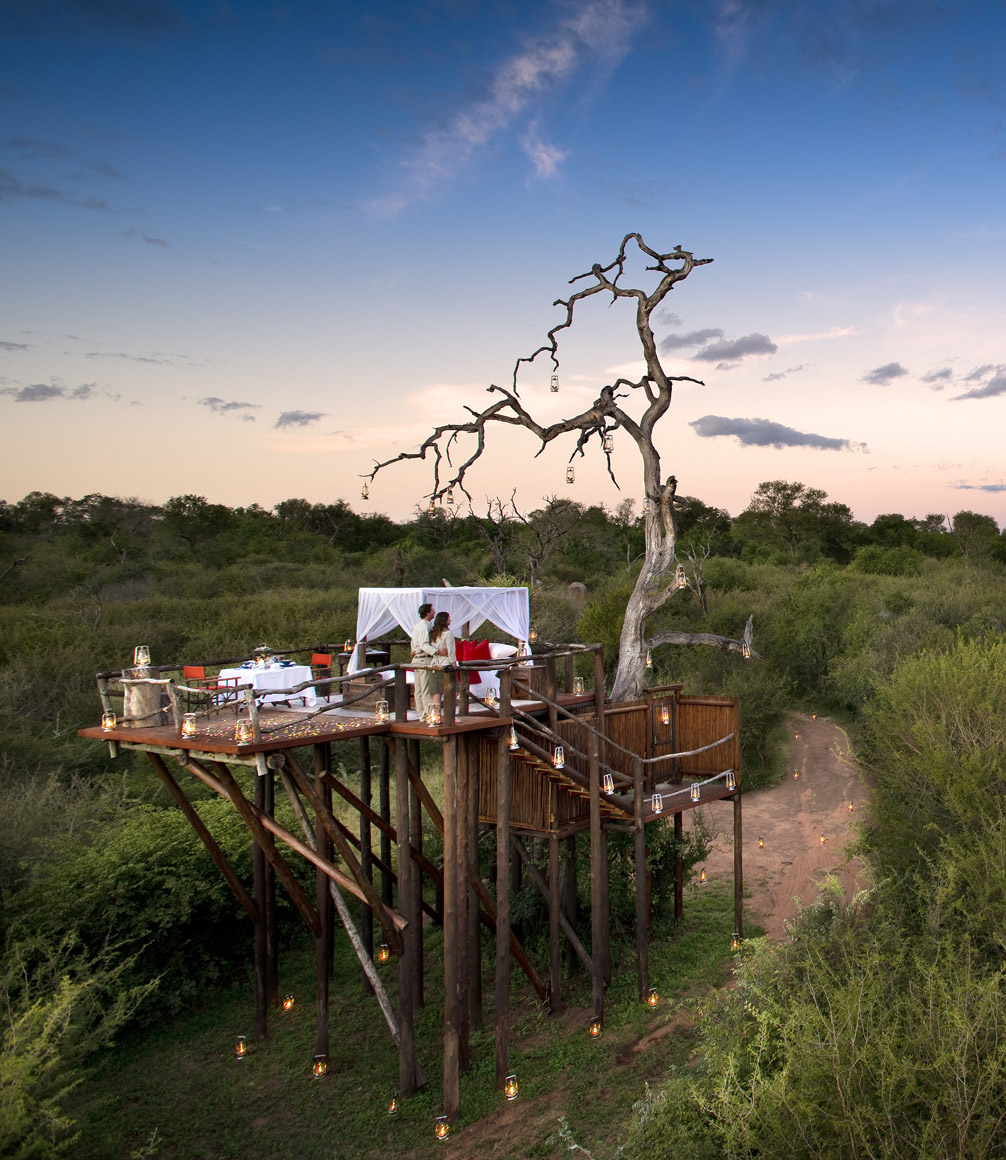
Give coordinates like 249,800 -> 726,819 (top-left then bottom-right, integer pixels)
427,497 -> 436,514
674,563 -> 687,590
435,1116 -> 451,1141
730,931 -> 742,952
647,987 -> 659,1008
566,465 -> 575,484
282,993 -> 295,1011
235,1035 -> 247,1058
446,487 -> 455,505
377,943 -> 390,964
312,1055 -> 328,1079
509,726 -> 519,751
602,772 -> 614,794
690,782 -> 700,802
133,645 -> 150,667
660,705 -> 670,726
361,480 -> 369,501
550,373 -> 559,392
651,792 -> 663,814
235,720 -> 254,743
181,713 -> 197,739
588,1018 -> 602,1038
388,1093 -> 399,1116
504,1074 -> 519,1101
699,869 -> 706,884
553,746 -> 565,770
725,770 -> 736,790
101,711 -> 117,732
573,676 -> 585,695
645,650 -> 653,668
741,641 -> 751,659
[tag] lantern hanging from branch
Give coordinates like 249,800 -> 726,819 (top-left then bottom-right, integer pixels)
528,624 -> 538,643
603,432 -> 614,452
361,480 -> 369,500
446,487 -> 455,504
550,373 -> 559,392
566,465 -> 575,484
644,650 -> 652,668
674,563 -> 687,590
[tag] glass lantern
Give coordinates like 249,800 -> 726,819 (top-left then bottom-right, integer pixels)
602,772 -> 614,794
651,792 -> 663,814
181,713 -> 197,738
235,720 -> 254,743
101,711 -> 117,732
690,782 -> 700,801
374,699 -> 390,723
573,676 -> 585,695
553,746 -> 564,770
133,645 -> 150,667
504,1074 -> 518,1101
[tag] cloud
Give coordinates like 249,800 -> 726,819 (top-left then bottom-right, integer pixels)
0,340 -> 29,351
85,350 -> 170,364
0,133 -> 73,159
198,396 -> 260,417
692,333 -> 778,364
953,374 -> 1006,401
1,380 -> 96,402
520,122 -> 570,179
275,410 -> 325,429
950,481 -> 1006,493
123,227 -> 166,246
660,327 -> 724,352
689,414 -> 866,452
366,0 -> 647,213
0,164 -> 112,210
862,361 -> 909,384
763,365 -> 806,382
920,366 -> 954,388
963,363 -> 1000,381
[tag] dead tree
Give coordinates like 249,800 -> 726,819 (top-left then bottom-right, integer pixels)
367,233 -> 753,701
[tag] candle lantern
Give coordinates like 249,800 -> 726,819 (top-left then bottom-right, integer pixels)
181,713 -> 197,739
485,690 -> 497,710
509,726 -> 519,751
235,1035 -> 247,1058
603,432 -> 614,452
651,792 -> 663,814
660,705 -> 670,725
602,772 -> 614,794
435,1116 -> 450,1141
446,487 -> 455,504
101,711 -> 117,732
427,497 -> 436,514
573,676 -> 585,695
550,373 -> 559,392
553,746 -> 564,770
566,465 -> 575,484
819,834 -> 826,845
793,769 -> 799,779
699,869 -> 706,884
690,782 -> 700,801
388,1093 -> 399,1116
361,480 -> 369,500
674,563 -> 687,590
588,1018 -> 602,1038
235,720 -> 254,743
377,943 -> 390,964
283,993 -> 295,1011
133,645 -> 150,667
758,835 -> 765,848
312,1054 -> 328,1079
725,770 -> 736,790
741,641 -> 752,659
426,703 -> 442,726
848,801 -> 855,812
374,699 -> 390,723
504,1074 -> 519,1101
343,639 -> 352,652
730,931 -> 742,952
645,650 -> 653,668
647,987 -> 659,1007
528,624 -> 538,643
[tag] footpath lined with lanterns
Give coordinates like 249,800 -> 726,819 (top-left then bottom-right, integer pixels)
79,638 -> 742,1140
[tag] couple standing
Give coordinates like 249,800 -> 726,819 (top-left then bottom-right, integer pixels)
410,603 -> 456,717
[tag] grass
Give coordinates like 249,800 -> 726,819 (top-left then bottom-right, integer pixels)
65,880 -> 754,1159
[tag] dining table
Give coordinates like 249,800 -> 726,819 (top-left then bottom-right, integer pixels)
217,663 -> 318,708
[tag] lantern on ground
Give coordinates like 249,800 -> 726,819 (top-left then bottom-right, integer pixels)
374,699 -> 390,723
133,645 -> 150,667
730,931 -> 742,952
699,869 -> 706,884
283,993 -> 295,1011
848,801 -> 855,812
504,1074 -> 518,1101
235,1035 -> 247,1058
553,746 -> 565,770
101,711 -> 117,732
435,1116 -> 450,1141
725,770 -> 736,790
589,1018 -> 602,1038
741,641 -> 751,659
647,987 -> 659,1008
181,713 -> 197,738
758,836 -> 765,848
651,792 -> 663,814
602,772 -> 614,794
388,1093 -> 399,1115
573,676 -> 585,695
819,833 -> 826,845
312,1055 -> 328,1079
793,769 -> 799,779
690,782 -> 700,801
377,943 -> 390,964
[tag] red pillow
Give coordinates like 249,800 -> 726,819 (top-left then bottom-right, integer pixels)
466,639 -> 491,691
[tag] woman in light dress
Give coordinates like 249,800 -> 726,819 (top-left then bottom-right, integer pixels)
429,611 -> 455,712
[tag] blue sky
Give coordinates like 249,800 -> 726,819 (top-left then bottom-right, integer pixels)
3,0 -> 1006,525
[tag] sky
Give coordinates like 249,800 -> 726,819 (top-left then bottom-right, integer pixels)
3,0 -> 1006,527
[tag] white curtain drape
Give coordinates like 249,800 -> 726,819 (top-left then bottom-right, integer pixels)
350,586 -> 530,673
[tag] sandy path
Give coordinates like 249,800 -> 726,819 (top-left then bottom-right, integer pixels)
698,712 -> 872,939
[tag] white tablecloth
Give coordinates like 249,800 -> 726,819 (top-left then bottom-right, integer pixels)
218,664 -> 317,707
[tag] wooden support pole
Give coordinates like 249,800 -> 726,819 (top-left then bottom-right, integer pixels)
408,739 -> 424,1009
563,834 -> 577,975
545,656 -> 558,734
468,735 -> 482,1031
457,734 -> 471,1071
588,736 -> 604,1021
252,771 -> 269,1040
549,793 -> 562,1014
395,735 -> 417,1098
495,707 -> 512,1090
592,648 -> 606,733
734,789 -> 744,938
359,737 -> 374,974
262,769 -> 278,1009
674,811 -> 684,921
632,755 -> 649,1001
511,834 -> 593,978
442,734 -> 461,1124
314,744 -> 333,1061
380,739 -> 393,908
564,651 -> 575,694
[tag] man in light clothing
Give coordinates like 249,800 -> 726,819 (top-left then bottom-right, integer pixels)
410,602 -> 438,717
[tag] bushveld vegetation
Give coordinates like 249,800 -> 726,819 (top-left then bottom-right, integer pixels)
3,484 -> 1006,1156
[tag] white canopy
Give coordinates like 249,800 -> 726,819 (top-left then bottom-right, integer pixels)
351,586 -> 530,672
